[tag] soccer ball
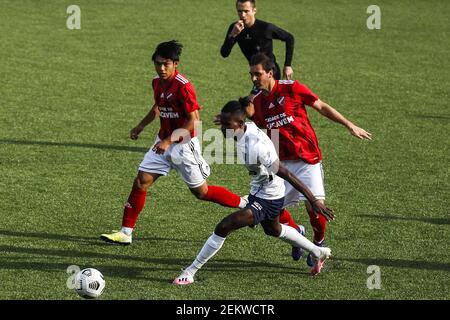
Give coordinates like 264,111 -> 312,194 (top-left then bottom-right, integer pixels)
74,268 -> 105,299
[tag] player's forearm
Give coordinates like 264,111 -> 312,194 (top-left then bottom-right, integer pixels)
276,165 -> 316,204
137,109 -> 157,129
285,173 -> 316,204
284,34 -> 294,66
162,117 -> 196,145
220,37 -> 235,57
272,24 -> 294,66
318,104 -> 353,129
180,118 -> 196,137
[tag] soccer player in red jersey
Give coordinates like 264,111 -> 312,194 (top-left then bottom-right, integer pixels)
220,0 -> 304,260
100,41 -> 247,245
246,53 -> 372,266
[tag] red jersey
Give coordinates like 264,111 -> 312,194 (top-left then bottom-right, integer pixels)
251,80 -> 322,164
152,71 -> 200,140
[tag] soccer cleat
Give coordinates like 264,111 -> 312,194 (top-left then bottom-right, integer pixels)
100,230 -> 132,245
291,224 -> 306,261
173,270 -> 194,285
307,240 -> 326,267
311,247 -> 331,276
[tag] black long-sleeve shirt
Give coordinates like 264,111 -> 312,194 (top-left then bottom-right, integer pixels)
220,19 -> 295,67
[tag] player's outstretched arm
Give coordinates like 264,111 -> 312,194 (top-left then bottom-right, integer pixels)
130,104 -> 159,140
311,99 -> 372,140
275,161 -> 335,221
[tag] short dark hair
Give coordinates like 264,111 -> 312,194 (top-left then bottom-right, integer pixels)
249,53 -> 275,73
221,99 -> 247,118
151,40 -> 183,62
236,0 -> 256,7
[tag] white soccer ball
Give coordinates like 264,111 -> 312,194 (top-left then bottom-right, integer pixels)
74,268 -> 105,299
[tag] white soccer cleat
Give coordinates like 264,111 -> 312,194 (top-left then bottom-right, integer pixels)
173,270 -> 194,285
311,247 -> 331,276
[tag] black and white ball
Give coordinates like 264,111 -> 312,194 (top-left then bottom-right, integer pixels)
75,268 -> 105,299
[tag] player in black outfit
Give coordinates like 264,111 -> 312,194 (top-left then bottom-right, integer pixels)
220,0 -> 295,80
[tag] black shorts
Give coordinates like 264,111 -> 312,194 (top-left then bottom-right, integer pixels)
245,194 -> 285,225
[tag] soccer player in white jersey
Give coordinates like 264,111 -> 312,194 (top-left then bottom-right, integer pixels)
173,100 -> 334,285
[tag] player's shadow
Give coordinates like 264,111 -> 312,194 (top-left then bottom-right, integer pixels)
335,257 -> 450,272
205,259 -> 305,275
0,258 -> 173,283
0,246 -> 299,283
0,229 -> 308,276
0,228 -> 304,276
0,139 -> 147,153
356,214 -> 450,225
0,244 -> 171,264
0,229 -> 97,242
412,113 -> 450,121
0,229 -> 203,246
0,256 -> 303,286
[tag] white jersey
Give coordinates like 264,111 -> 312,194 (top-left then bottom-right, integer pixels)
236,122 -> 285,200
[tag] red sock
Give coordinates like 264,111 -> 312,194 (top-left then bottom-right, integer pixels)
122,188 -> 147,228
203,185 -> 241,208
308,210 -> 327,243
279,208 -> 299,229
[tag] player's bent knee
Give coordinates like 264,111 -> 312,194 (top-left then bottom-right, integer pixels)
214,222 -> 230,238
135,172 -> 156,190
189,184 -> 208,200
263,229 -> 279,237
262,226 -> 280,237
192,189 -> 207,200
215,216 -> 239,237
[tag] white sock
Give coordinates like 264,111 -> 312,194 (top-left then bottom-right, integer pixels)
185,233 -> 226,276
238,197 -> 248,209
120,227 -> 133,236
278,224 -> 321,258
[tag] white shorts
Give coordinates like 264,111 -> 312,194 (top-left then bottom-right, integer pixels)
139,136 -> 210,189
282,160 -> 325,208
